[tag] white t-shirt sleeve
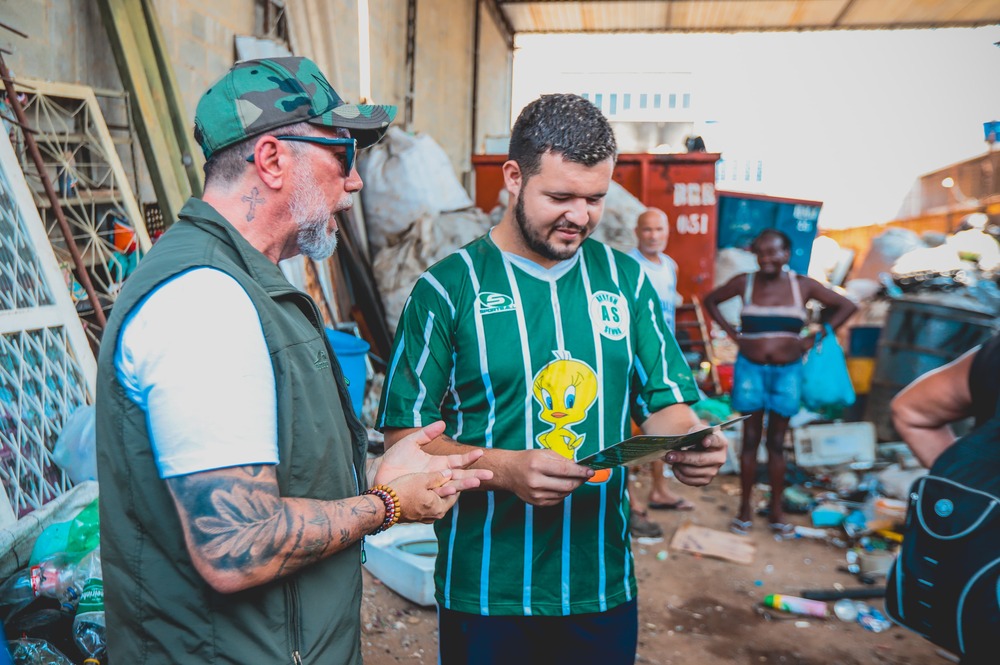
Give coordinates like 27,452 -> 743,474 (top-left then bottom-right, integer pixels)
114,267 -> 279,478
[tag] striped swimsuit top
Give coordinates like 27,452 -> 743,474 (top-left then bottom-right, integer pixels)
739,270 -> 808,340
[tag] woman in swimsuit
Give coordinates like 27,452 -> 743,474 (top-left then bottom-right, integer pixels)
703,229 -> 856,534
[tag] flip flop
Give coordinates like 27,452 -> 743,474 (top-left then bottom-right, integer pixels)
769,522 -> 795,535
730,518 -> 753,536
649,499 -> 695,511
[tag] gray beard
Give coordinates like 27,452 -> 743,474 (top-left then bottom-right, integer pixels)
296,215 -> 338,260
290,172 -> 339,260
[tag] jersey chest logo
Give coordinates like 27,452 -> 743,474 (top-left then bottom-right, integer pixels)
589,290 -> 630,341
477,292 -> 516,315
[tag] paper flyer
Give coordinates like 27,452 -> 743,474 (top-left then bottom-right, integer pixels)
576,415 -> 749,470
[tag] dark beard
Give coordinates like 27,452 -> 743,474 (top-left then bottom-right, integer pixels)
513,192 -> 585,262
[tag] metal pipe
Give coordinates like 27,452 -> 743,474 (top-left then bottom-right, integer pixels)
404,0 -> 417,128
0,55 -> 108,329
471,0 -> 481,157
0,20 -> 29,39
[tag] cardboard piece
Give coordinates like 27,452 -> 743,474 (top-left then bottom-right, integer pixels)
669,521 -> 756,565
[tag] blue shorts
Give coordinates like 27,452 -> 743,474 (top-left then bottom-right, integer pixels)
731,354 -> 802,418
438,600 -> 638,665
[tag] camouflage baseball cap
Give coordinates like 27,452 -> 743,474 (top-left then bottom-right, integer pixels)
194,56 -> 396,159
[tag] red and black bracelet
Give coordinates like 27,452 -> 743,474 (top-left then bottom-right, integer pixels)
363,484 -> 401,534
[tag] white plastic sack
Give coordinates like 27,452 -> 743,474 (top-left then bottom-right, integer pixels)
373,209 -> 491,334
358,127 -> 473,254
589,180 -> 643,253
52,404 -> 97,484
852,228 -> 925,281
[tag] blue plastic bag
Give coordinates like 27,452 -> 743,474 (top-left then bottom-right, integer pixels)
801,324 -> 855,410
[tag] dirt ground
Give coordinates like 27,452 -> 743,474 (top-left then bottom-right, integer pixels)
359,470 -> 945,665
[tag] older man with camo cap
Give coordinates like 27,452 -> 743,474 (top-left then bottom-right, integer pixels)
95,56 -> 491,664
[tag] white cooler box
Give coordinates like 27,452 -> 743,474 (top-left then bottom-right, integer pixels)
363,523 -> 437,606
792,421 -> 876,468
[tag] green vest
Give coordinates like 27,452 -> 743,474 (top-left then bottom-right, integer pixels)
96,199 -> 367,664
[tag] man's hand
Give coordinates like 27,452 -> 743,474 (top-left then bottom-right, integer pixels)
374,421 -> 493,496
495,448 -> 595,507
388,469 -> 481,523
663,425 -> 727,486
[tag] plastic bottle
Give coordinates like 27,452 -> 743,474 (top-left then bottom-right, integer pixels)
0,569 -> 37,607
6,638 -> 74,665
29,499 -> 100,566
0,554 -> 79,613
855,602 -> 893,632
762,594 -> 829,618
72,549 -> 105,665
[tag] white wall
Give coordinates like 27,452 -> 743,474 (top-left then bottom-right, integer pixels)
412,0 -> 475,180
513,28 -> 1000,229
474,0 -> 513,154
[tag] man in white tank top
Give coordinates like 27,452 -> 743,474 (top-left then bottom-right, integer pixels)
627,209 -> 695,538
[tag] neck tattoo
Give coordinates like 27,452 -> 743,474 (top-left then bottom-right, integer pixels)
241,187 -> 264,222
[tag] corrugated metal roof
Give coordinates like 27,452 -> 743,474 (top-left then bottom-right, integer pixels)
496,0 -> 1000,33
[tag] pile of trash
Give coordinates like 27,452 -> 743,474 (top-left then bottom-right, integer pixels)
1,496 -> 105,664
746,427 -> 927,634
847,218 -> 1000,317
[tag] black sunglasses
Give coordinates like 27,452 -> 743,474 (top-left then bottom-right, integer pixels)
246,135 -> 357,174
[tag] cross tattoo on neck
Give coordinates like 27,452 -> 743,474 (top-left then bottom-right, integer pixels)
241,187 -> 264,222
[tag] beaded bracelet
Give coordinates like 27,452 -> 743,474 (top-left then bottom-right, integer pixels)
363,484 -> 401,534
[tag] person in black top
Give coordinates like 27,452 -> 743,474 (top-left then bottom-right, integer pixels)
891,331 -> 1000,467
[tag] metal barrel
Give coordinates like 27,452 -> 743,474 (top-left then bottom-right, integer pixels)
864,296 -> 997,441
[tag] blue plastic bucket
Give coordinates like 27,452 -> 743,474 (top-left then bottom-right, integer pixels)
325,329 -> 370,418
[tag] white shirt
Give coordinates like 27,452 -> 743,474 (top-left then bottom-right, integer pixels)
628,248 -> 678,331
115,268 -> 279,478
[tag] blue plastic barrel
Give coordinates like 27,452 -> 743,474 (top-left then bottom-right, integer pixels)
325,329 -> 370,418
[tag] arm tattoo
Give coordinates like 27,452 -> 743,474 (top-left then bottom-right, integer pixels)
352,496 -> 380,517
167,465 -> 382,584
169,467 -> 286,570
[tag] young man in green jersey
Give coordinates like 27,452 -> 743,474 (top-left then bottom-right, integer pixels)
378,93 -> 727,665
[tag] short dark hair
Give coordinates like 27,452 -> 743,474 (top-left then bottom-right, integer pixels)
203,121 -> 315,188
751,228 -> 792,253
508,94 -> 617,180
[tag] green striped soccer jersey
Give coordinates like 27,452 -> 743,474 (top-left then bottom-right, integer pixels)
377,234 -> 699,617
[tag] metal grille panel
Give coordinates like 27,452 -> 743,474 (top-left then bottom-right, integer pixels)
0,327 -> 90,518
0,96 -> 97,518
0,147 -> 54,310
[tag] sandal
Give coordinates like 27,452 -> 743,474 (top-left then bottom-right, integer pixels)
649,498 -> 695,511
629,510 -> 664,539
730,518 -> 753,536
769,522 -> 795,535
